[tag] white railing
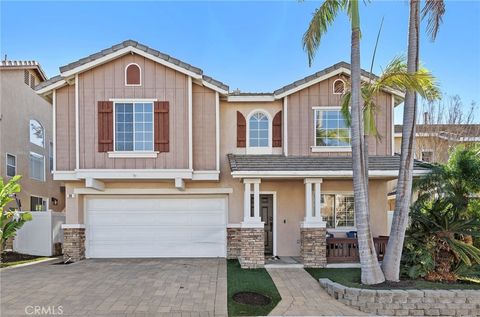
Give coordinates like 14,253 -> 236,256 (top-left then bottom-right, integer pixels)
13,211 -> 65,256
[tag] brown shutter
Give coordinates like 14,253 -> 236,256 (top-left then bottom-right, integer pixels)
272,111 -> 282,147
98,101 -> 114,152
154,101 -> 169,152
237,111 -> 246,148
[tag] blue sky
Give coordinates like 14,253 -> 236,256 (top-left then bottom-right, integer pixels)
1,1 -> 479,123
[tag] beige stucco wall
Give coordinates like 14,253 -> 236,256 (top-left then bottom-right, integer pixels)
0,68 -> 65,211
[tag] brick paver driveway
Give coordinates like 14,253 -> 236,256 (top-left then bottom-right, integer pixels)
1,258 -> 227,317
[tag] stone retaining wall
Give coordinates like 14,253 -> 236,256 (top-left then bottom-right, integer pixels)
319,278 -> 480,316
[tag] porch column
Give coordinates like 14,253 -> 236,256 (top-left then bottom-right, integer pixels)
239,178 -> 264,269
301,178 -> 327,268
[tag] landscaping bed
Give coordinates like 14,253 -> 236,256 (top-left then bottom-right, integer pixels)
306,268 -> 480,290
0,251 -> 47,268
227,260 -> 281,316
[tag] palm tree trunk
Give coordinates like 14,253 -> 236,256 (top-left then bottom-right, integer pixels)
382,0 -> 420,281
350,0 -> 385,285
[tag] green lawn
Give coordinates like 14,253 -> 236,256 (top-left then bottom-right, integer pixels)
0,257 -> 48,268
306,268 -> 480,290
227,260 -> 281,316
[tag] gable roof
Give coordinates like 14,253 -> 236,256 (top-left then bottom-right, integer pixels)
0,60 -> 47,81
36,40 -> 228,95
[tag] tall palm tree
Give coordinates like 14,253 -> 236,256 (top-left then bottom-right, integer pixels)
303,0 -> 385,284
382,0 -> 445,282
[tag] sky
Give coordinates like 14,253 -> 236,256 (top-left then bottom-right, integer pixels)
1,1 -> 479,124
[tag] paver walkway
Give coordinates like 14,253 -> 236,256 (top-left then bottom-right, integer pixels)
267,268 -> 367,316
1,258 -> 227,317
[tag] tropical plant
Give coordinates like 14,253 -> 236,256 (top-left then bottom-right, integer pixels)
303,0 -> 385,284
0,176 -> 32,256
383,0 -> 446,282
401,145 -> 480,281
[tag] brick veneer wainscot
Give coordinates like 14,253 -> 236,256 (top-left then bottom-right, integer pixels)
239,227 -> 264,269
300,227 -> 327,268
63,228 -> 85,262
320,278 -> 480,316
227,228 -> 241,259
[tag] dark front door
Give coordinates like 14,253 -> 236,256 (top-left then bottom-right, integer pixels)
251,194 -> 274,255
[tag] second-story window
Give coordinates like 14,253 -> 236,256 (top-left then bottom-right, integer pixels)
115,102 -> 153,151
29,152 -> 45,181
314,108 -> 351,148
29,119 -> 44,147
248,111 -> 270,148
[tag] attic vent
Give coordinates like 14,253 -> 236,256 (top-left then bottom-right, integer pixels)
333,79 -> 346,95
30,73 -> 35,88
125,63 -> 141,86
24,70 -> 29,85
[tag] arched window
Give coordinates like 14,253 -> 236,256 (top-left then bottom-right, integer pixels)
125,63 -> 141,86
29,119 -> 44,147
248,112 -> 269,148
333,79 -> 346,95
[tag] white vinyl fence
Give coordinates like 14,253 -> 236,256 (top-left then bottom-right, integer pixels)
13,211 -> 65,256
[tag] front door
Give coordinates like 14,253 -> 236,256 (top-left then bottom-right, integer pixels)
251,194 -> 274,255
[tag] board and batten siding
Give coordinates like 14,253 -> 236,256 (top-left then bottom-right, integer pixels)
192,83 -> 217,171
55,85 -> 76,170
69,53 -> 189,169
287,76 -> 393,156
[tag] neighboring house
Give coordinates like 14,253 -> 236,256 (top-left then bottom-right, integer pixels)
36,40 -> 428,267
0,60 -> 65,212
394,124 -> 480,164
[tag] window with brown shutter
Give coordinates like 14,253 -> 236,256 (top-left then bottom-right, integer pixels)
237,111 -> 246,148
97,101 -> 114,152
125,63 -> 141,86
154,101 -> 169,152
272,111 -> 282,147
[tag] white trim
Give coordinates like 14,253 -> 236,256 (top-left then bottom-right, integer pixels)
246,109 -> 273,155
188,76 -> 193,170
85,178 -> 105,191
215,92 -> 220,171
232,170 -> 430,178
227,95 -> 275,102
53,171 -> 79,181
35,79 -> 68,95
332,78 -> 346,95
311,146 -> 351,153
202,80 -> 229,95
74,169 -> 193,180
109,98 -> 157,103
227,223 -> 242,228
107,151 -> 158,158
5,153 -> 17,177
274,67 -> 404,99
283,96 -> 288,156
29,152 -> 46,182
192,170 -> 220,181
391,95 -> 395,155
75,74 -> 79,169
61,46 -> 202,80
124,63 -> 141,86
62,224 -> 85,229
73,187 -> 233,195
52,89 -> 57,172
240,222 -> 264,228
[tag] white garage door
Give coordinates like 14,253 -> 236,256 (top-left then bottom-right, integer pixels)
86,195 -> 227,258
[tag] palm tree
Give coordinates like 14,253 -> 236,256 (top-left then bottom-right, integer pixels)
382,0 -> 446,282
303,0 -> 385,284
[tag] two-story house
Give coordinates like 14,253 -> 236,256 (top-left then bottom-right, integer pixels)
35,40 -> 429,267
0,60 -> 65,213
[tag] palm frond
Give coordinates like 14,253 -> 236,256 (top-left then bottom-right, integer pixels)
303,0 -> 345,66
422,0 -> 446,41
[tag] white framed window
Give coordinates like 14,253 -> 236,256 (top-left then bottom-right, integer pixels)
6,153 -> 16,177
29,119 -> 44,147
49,141 -> 54,172
333,79 -> 346,95
321,193 -> 355,229
247,110 -> 272,154
29,152 -> 45,181
114,102 -> 154,152
30,196 -> 48,211
313,107 -> 351,152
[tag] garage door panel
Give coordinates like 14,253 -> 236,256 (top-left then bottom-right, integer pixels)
86,196 -> 227,258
